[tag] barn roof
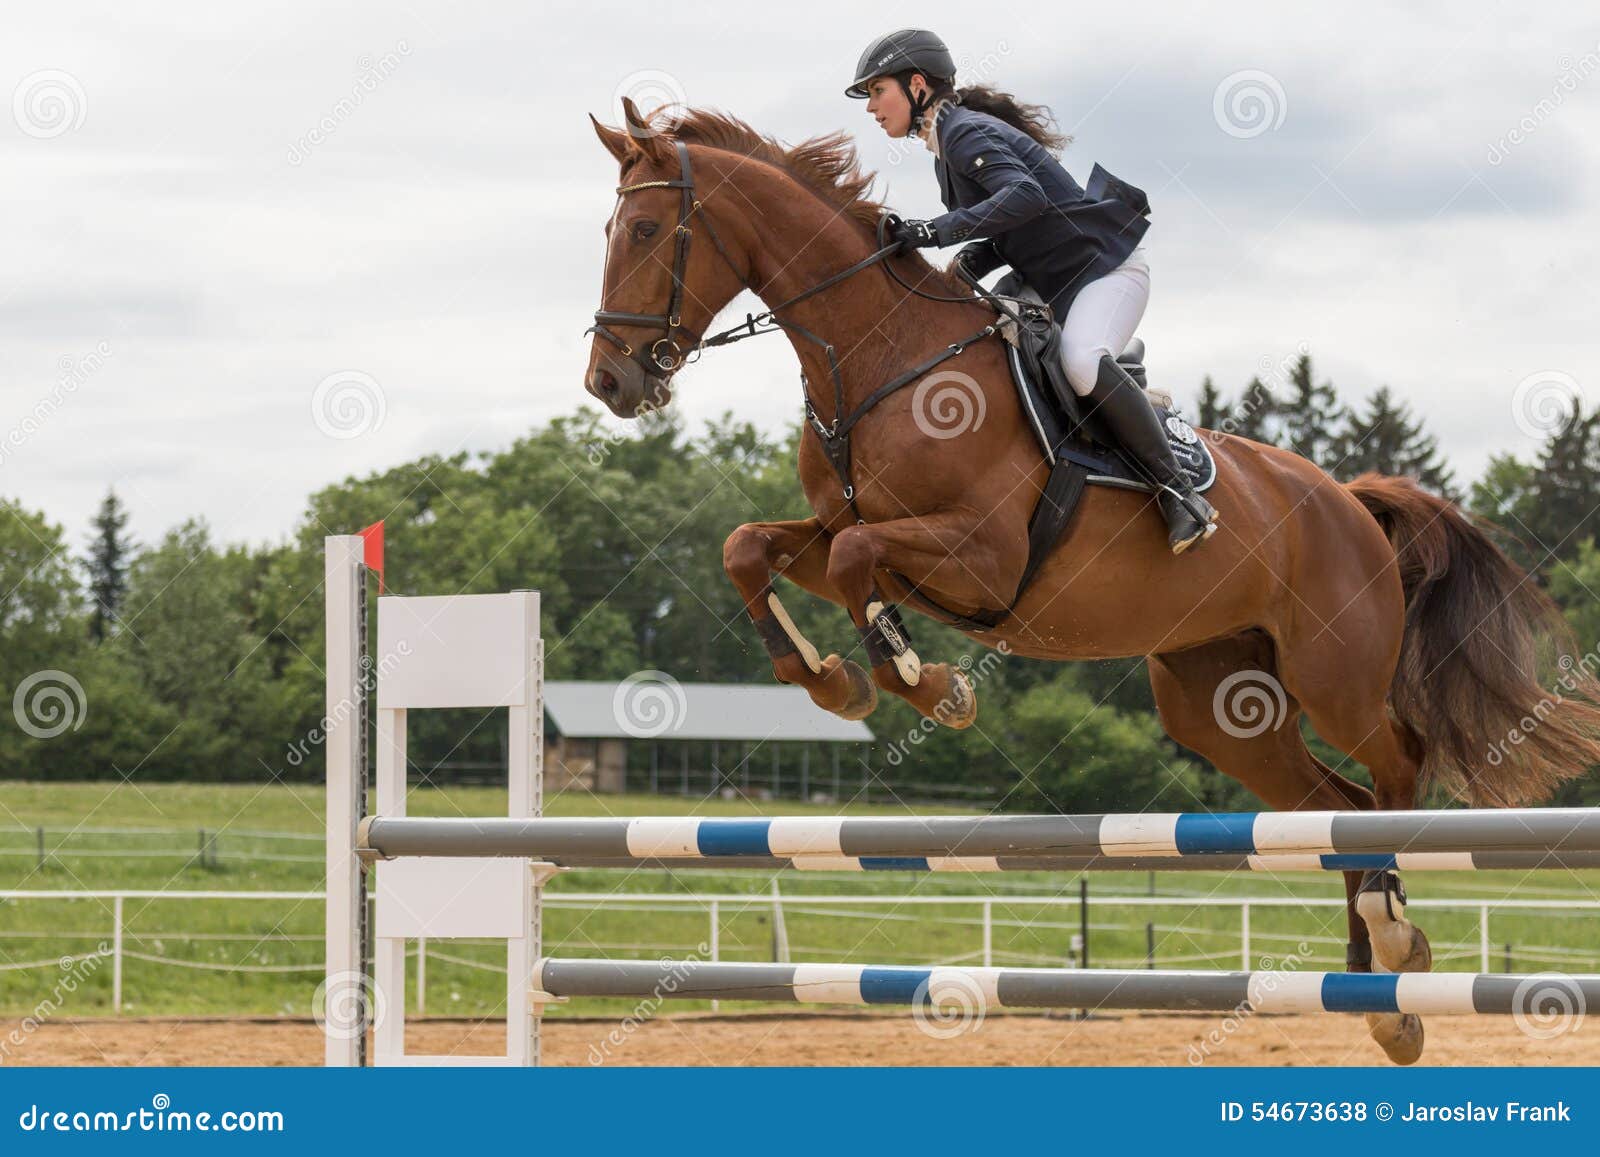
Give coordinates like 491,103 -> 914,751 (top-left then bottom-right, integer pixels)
543,681 -> 875,743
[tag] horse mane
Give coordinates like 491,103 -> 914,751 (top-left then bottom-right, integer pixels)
650,107 -> 965,295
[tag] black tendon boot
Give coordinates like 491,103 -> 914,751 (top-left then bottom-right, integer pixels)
1088,355 -> 1219,553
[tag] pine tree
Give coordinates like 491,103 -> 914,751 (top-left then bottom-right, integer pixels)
1219,376 -> 1280,445
1523,403 -> 1600,565
1337,386 -> 1456,495
1195,376 -> 1225,431
1278,354 -> 1346,470
85,489 -> 133,642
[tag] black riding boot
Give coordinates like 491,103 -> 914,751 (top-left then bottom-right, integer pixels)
1087,355 -> 1219,554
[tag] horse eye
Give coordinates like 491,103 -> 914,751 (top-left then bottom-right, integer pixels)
632,220 -> 658,240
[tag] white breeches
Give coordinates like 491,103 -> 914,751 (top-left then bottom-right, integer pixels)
1059,246 -> 1150,397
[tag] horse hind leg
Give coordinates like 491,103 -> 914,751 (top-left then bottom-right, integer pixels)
1276,627 -> 1433,1064
1146,632 -> 1423,1064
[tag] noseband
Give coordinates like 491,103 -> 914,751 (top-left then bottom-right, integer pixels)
586,141 -> 740,376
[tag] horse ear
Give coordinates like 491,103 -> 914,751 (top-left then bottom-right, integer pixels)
590,113 -> 632,164
620,96 -> 667,161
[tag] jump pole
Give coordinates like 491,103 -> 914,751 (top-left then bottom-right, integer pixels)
531,958 -> 1600,1016
356,810 -> 1600,862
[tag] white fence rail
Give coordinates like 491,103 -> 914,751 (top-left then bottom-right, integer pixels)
3,889 -> 1598,1013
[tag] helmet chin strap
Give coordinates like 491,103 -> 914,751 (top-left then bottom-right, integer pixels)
898,77 -> 933,135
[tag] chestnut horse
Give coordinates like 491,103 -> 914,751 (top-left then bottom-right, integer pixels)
582,100 -> 1600,1063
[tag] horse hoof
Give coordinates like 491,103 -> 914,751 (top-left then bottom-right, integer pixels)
1366,1012 -> 1424,1065
924,664 -> 977,729
1370,923 -> 1433,974
821,656 -> 878,720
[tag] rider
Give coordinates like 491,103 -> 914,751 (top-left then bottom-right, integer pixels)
848,29 -> 1219,554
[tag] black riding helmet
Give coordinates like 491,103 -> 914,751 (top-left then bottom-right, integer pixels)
845,29 -> 956,99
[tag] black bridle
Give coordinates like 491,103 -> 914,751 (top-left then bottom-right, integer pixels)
585,141 -> 740,376
585,140 -> 1000,522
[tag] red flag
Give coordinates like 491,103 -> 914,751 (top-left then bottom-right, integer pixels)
358,521 -> 385,593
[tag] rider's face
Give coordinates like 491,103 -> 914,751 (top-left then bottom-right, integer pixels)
865,75 -> 926,139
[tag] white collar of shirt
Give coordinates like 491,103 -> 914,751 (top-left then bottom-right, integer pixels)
921,101 -> 952,158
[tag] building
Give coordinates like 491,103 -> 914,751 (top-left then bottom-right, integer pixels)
544,681 -> 875,799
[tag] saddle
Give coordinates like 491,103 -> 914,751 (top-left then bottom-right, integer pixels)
894,276 -> 1215,635
993,272 -> 1215,494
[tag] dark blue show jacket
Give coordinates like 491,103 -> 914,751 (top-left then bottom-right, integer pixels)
928,103 -> 1151,319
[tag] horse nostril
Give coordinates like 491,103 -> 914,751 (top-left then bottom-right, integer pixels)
592,369 -> 619,398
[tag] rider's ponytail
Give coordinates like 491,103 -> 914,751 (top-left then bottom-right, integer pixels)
950,83 -> 1071,152
895,69 -> 1073,154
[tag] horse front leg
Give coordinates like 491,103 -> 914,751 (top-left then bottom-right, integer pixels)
722,518 -> 878,721
822,512 -> 1018,729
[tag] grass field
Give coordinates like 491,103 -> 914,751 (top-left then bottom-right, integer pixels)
3,782 -> 1599,1020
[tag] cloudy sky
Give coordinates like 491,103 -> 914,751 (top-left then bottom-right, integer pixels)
3,2 -> 1597,548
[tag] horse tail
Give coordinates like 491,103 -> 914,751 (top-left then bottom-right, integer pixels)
1344,472 -> 1600,806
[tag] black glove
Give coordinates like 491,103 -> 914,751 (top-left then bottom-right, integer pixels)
953,241 -> 1004,280
883,214 -> 940,250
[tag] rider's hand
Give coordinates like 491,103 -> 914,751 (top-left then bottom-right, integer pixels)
953,241 -> 1003,280
884,215 -> 940,250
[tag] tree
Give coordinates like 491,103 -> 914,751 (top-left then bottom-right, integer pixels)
1277,354 -> 1346,470
1522,403 -> 1600,567
1195,376 -> 1225,431
85,489 -> 133,642
1336,386 -> 1456,495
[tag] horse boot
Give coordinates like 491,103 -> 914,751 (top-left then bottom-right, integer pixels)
1087,355 -> 1220,554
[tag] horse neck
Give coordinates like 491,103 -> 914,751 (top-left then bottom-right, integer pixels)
726,168 -> 967,424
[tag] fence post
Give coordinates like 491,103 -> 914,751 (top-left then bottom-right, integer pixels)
1240,901 -> 1251,970
1079,879 -> 1089,971
112,895 -> 124,1014
1145,922 -> 1155,969
1480,903 -> 1490,972
710,899 -> 720,1013
417,936 -> 426,1015
36,827 -> 46,872
982,900 -> 993,967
